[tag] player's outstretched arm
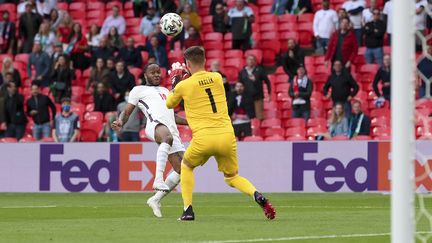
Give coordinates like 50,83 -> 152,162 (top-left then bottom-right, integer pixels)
112,103 -> 135,132
175,114 -> 188,125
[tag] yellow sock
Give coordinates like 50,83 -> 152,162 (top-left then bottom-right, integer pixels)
180,162 -> 194,209
224,175 -> 257,197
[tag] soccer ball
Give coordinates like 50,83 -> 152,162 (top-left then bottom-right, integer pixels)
160,13 -> 183,37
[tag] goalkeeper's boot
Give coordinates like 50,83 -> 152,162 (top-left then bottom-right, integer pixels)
178,205 -> 195,221
254,191 -> 276,220
147,195 -> 162,218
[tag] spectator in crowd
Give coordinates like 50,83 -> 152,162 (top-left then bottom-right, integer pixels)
180,3 -> 201,31
373,54 -> 391,101
17,1 -> 37,15
154,0 -> 178,16
342,0 -> 365,45
18,2 -> 42,53
52,97 -> 79,142
348,100 -> 370,138
228,0 -> 254,50
0,10 -> 16,54
361,0 -> 376,25
178,0 -> 197,13
37,0 -> 57,18
313,0 -> 338,53
325,17 -> 358,69
94,82 -> 116,114
184,26 -> 202,49
118,37 -> 142,68
228,82 -> 254,140
51,42 -> 64,63
210,0 -> 226,15
212,3 -> 229,33
147,36 -> 168,69
338,8 -> 349,22
239,55 -> 271,120
87,57 -> 110,92
415,0 -> 428,52
106,57 -> 116,73
288,65 -> 313,121
117,90 -> 143,142
26,83 -> 56,140
57,12 -> 72,43
363,8 -> 385,66
383,0 -> 393,45
417,45 -> 432,98
328,102 -> 349,137
0,71 -> 10,135
168,18 -> 190,50
86,24 -> 102,51
28,42 -> 51,87
48,9 -> 64,31
149,24 -> 167,48
4,82 -> 27,140
91,37 -> 114,66
0,57 -> 21,87
34,22 -> 57,56
132,0 -> 148,18
65,23 -> 89,71
51,54 -> 74,103
323,60 -> 359,116
282,38 -> 305,79
210,60 -> 230,95
286,0 -> 313,14
139,6 -> 160,37
271,0 -> 289,15
107,26 -> 125,52
109,60 -> 135,103
101,5 -> 126,36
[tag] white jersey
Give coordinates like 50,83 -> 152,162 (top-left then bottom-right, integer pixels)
128,85 -> 179,138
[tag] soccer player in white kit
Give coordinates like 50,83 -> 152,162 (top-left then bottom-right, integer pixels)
111,63 -> 188,218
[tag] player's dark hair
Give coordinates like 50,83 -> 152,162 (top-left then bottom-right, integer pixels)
142,63 -> 160,85
61,97 -> 71,104
184,46 -> 205,66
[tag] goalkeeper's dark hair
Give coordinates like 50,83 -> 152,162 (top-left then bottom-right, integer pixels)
184,46 -> 205,66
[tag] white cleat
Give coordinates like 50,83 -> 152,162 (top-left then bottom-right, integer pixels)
147,196 -> 162,218
152,180 -> 170,192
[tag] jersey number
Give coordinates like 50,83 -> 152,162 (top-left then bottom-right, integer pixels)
205,88 -> 217,113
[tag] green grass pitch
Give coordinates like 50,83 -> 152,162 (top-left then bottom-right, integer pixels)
0,193 -> 430,243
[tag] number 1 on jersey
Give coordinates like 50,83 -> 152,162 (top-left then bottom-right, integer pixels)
205,88 -> 217,113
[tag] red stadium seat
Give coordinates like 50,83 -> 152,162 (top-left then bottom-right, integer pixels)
260,23 -> 278,33
258,0 -> 273,5
372,127 -> 391,137
87,1 -> 105,10
70,2 -> 86,11
0,137 -> 17,143
244,49 -> 263,64
261,118 -> 282,128
370,108 -> 390,118
19,137 -> 36,143
264,128 -> 285,137
40,137 -> 55,142
331,136 -> 349,140
225,50 -> 243,59
106,1 -> 122,10
286,135 -> 306,141
259,14 -> 278,23
264,135 -> 285,141
307,126 -> 327,137
202,15 -> 213,25
206,50 -> 224,59
352,135 -> 372,140
203,41 -> 223,50
278,14 -> 297,23
371,116 -> 390,127
284,118 -> 306,128
84,111 -> 104,121
307,118 -> 327,127
297,13 -> 314,23
243,136 -> 264,141
204,32 -> 223,41
260,31 -> 279,40
224,58 -> 244,70
285,127 -> 306,137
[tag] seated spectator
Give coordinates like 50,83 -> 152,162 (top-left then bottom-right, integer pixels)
417,45 -> 432,98
101,5 -> 126,36
149,24 -> 168,48
361,0 -> 377,25
49,9 -> 64,32
94,82 -> 116,114
239,55 -> 272,120
139,6 -> 160,37
18,2 -> 42,53
286,0 -> 313,14
323,60 -> 359,116
37,0 -> 57,18
328,102 -> 349,137
180,3 -> 201,31
52,97 -> 80,142
288,65 -> 313,121
184,27 -> 202,49
363,8 -> 385,66
51,54 -> 74,103
210,0 -> 226,15
34,22 -> 57,56
383,0 -> 393,46
373,54 -> 391,101
415,0 -> 428,52
325,17 -> 358,69
51,42 -> 64,63
313,0 -> 338,53
0,57 -> 21,87
88,58 -> 110,92
109,60 -> 135,103
228,0 -> 254,50
65,23 -> 90,71
132,0 -> 148,18
118,37 -> 142,68
0,10 -> 16,54
91,37 -> 114,66
106,57 -> 116,73
212,3 -> 229,33
26,83 -> 56,140
28,42 -> 52,87
282,38 -> 305,79
117,90 -> 143,142
86,24 -> 102,51
0,73 -> 8,135
342,0 -> 366,45
271,0 -> 289,15
147,36 -> 169,69
57,12 -> 72,44
348,100 -> 370,139
155,0 -> 177,16
228,82 -> 255,140
210,60 -> 229,95
168,18 -> 190,50
107,26 -> 124,52
178,0 -> 198,13
4,82 -> 27,140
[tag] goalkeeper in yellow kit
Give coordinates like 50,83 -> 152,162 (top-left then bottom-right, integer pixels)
166,46 -> 276,221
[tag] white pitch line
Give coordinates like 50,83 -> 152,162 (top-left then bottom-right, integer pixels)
0,205 -> 57,209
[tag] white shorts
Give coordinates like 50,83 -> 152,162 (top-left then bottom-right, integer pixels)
145,121 -> 185,154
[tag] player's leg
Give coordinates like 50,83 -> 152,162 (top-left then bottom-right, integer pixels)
153,124 -> 174,191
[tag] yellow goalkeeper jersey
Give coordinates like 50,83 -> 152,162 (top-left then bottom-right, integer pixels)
166,70 -> 233,136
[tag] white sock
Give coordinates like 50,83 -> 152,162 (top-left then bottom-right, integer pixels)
153,171 -> 180,201
155,143 -> 170,183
